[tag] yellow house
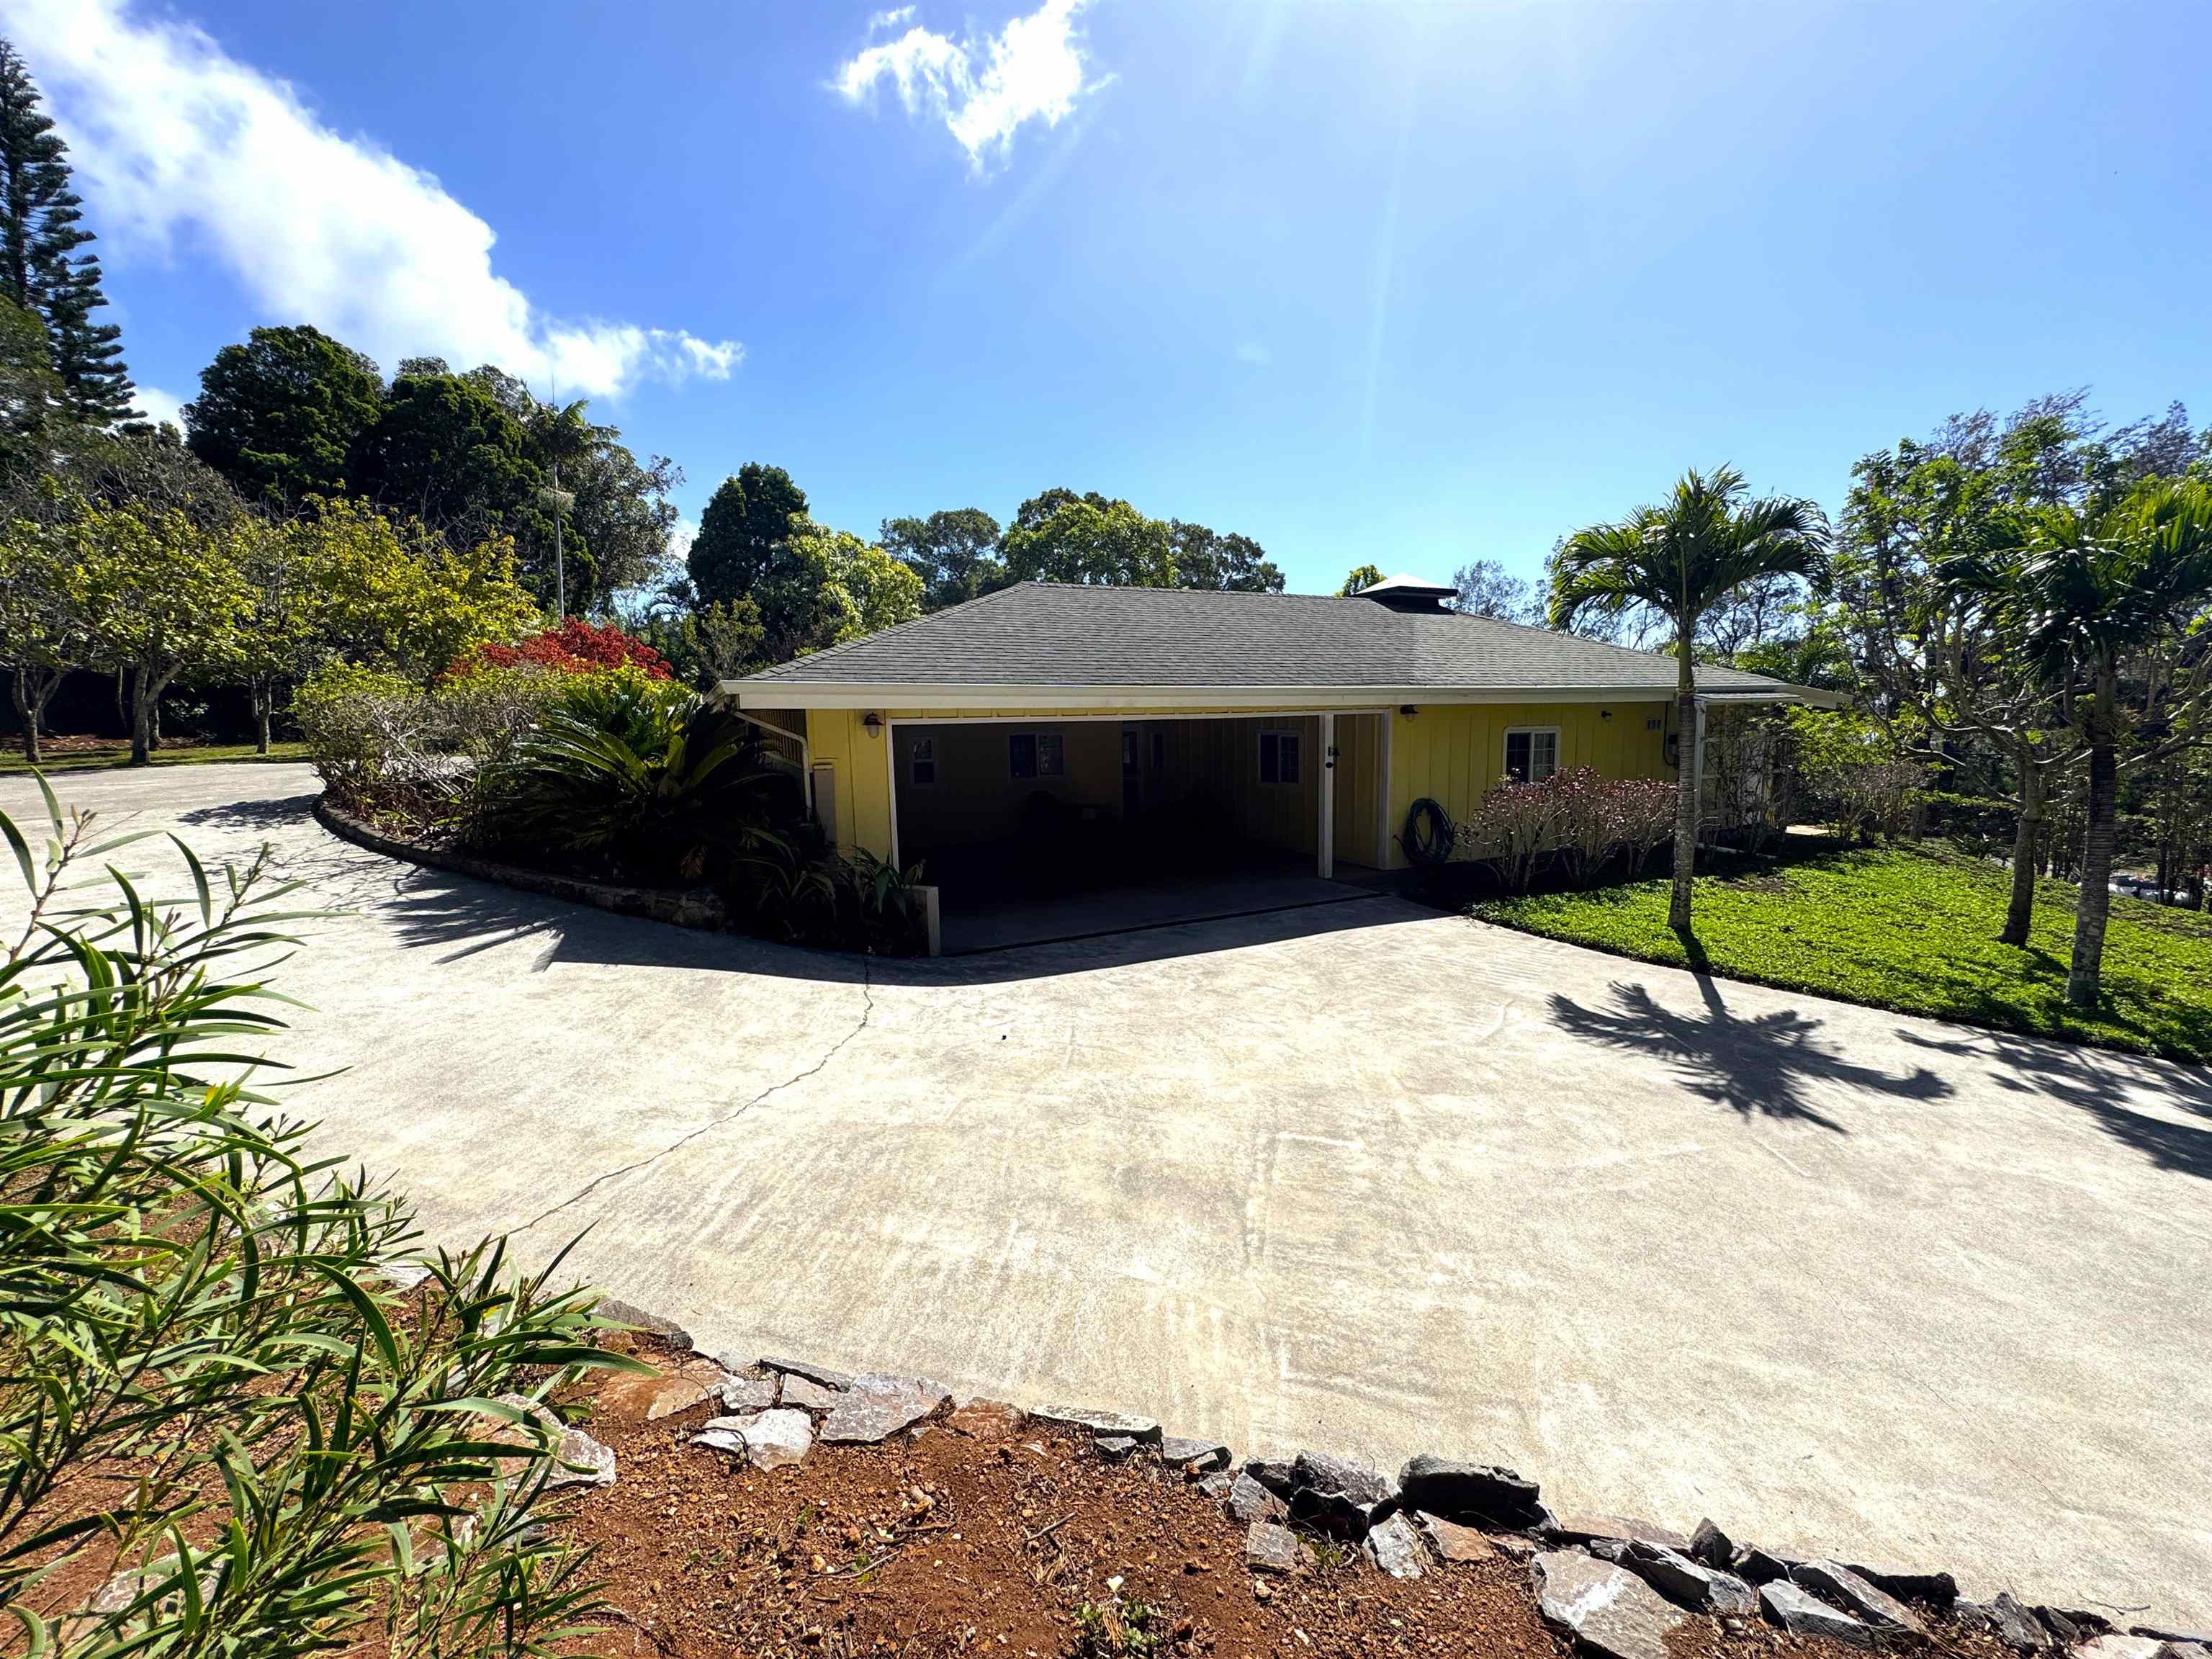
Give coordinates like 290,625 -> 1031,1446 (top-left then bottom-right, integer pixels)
723,576 -> 1830,937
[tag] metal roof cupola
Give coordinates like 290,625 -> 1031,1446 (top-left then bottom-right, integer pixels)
1354,574 -> 1457,613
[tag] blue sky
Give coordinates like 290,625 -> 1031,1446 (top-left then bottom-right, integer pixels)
9,0 -> 2209,596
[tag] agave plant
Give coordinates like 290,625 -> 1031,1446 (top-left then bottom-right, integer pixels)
485,674 -> 797,884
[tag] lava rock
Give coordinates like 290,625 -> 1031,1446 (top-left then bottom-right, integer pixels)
1033,1406 -> 1162,1444
714,1374 -> 778,1414
1418,1514 -> 1498,1563
1161,1435 -> 1232,1474
1094,1434 -> 1141,1462
1790,1561 -> 1930,1643
1195,1470 -> 1237,1502
1397,1456 -> 1547,1529
1365,1512 -> 1429,1581
817,1375 -> 951,1444
491,1394 -> 616,1490
1244,1520 -> 1307,1576
1620,1541 -> 1758,1616
1533,1549 -> 1686,1659
1244,1460 -> 1298,1499
1840,1560 -> 1959,1609
1988,1592 -> 2052,1651
1549,1514 -> 1693,1554
1761,1580 -> 1876,1649
779,1374 -> 843,1411
1730,1543 -> 1799,1586
1227,1473 -> 1287,1524
2041,1608 -> 2113,1642
1689,1518 -> 1734,1569
757,1354 -> 852,1391
1286,1450 -> 1398,1540
696,1408 -> 813,1470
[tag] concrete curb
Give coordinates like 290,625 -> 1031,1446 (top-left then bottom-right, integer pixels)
313,796 -> 728,930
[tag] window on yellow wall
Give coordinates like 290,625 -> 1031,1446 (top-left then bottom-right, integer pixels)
1505,727 -> 1560,783
1258,729 -> 1301,785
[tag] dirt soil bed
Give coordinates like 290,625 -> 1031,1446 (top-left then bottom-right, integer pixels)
555,1339 -> 1992,1659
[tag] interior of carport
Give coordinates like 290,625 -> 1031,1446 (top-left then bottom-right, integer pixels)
889,712 -> 1390,953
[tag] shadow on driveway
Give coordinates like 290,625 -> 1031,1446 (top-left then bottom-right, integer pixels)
1901,1027 -> 2212,1179
1548,974 -> 1955,1131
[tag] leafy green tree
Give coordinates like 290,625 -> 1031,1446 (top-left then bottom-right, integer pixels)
0,292 -> 70,492
1550,465 -> 1830,934
1954,482 -> 2212,1007
1168,520 -> 1284,592
688,463 -> 808,611
349,365 -> 544,546
293,495 -> 539,683
630,595 -> 766,688
0,42 -> 135,425
1000,490 -> 1174,586
0,502 -> 85,759
881,507 -> 1005,610
755,519 -> 922,661
1338,563 -> 1384,595
229,516 -> 320,752
186,325 -> 385,505
1449,557 -> 1537,622
75,501 -> 255,764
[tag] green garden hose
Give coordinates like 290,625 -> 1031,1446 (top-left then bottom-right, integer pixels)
1401,797 -> 1455,867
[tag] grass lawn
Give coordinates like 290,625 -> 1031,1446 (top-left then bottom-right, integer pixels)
0,739 -> 311,775
1470,840 -> 2212,1064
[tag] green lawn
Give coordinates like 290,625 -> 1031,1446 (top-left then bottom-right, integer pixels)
0,739 -> 310,775
1470,842 -> 2212,1064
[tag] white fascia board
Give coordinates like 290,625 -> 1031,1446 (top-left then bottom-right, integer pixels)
721,682 -> 1737,712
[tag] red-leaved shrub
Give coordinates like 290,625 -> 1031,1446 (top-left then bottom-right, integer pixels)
447,619 -> 672,682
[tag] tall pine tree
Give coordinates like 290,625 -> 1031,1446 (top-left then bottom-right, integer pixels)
0,40 -> 135,427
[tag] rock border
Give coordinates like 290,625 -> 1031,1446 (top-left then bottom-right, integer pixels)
316,796 -> 732,930
613,1325 -> 2202,1659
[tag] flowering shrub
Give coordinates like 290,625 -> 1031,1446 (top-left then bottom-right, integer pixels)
1453,768 -> 1680,891
446,618 -> 672,682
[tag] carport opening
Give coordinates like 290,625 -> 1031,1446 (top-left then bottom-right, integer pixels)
891,714 -> 1389,952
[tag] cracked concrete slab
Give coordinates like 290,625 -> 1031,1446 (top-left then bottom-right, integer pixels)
7,763 -> 2210,1627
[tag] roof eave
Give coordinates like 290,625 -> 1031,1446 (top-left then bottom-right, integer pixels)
721,679 -> 1843,712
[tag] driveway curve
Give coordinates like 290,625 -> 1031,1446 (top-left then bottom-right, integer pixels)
6,763 -> 2209,1624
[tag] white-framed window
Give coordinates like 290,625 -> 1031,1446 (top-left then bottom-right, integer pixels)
1257,728 -> 1302,786
1008,731 -> 1065,780
909,736 -> 936,787
1504,727 -> 1560,783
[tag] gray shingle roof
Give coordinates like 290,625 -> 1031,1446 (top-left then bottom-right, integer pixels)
732,582 -> 1807,696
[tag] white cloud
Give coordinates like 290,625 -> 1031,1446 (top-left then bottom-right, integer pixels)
835,0 -> 1097,168
3,0 -> 742,400
668,515 -> 699,562
133,384 -> 186,428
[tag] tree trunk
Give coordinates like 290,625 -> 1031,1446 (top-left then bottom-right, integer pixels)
128,667 -> 171,767
2067,739 -> 2118,1010
252,680 -> 272,755
2000,760 -> 2044,947
1669,655 -> 1697,935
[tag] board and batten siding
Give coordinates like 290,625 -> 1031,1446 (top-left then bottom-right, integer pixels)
802,699 -> 1674,871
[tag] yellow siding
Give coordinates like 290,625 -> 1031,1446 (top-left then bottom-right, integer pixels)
1382,700 -> 1672,868
803,700 -> 1674,869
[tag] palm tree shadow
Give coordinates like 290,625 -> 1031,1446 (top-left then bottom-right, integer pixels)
1548,972 -> 1955,1131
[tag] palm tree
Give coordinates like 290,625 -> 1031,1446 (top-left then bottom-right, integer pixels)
1990,481 -> 2212,1008
1550,466 -> 1830,935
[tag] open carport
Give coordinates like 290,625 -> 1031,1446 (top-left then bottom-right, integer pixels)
887,711 -> 1390,951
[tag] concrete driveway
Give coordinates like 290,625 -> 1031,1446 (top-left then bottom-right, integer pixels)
6,763 -> 2209,1624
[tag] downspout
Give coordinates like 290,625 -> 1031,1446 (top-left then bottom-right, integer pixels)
725,706 -> 815,821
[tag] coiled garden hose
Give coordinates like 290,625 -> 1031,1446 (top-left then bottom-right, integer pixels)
1401,797 -> 1455,868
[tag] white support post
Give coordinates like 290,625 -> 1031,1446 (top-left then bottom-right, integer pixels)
1318,712 -> 1336,879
